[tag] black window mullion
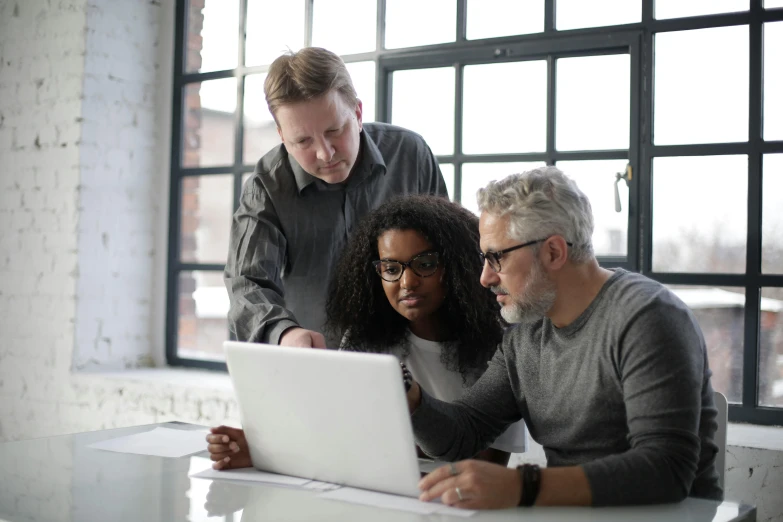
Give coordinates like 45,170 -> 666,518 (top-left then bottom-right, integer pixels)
377,0 -> 386,51
546,54 -> 556,165
233,0 -> 248,212
742,0 -> 764,409
166,0 -> 189,366
454,63 -> 464,203
642,0 -> 653,23
640,27 -> 654,275
544,0 -> 555,32
457,0 -> 467,42
627,34 -> 642,272
305,0 -> 314,47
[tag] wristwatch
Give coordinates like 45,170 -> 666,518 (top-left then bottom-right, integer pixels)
516,464 -> 541,507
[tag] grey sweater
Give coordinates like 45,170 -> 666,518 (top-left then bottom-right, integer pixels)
411,269 -> 722,506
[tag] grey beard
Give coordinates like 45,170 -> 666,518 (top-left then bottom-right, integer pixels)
499,263 -> 557,324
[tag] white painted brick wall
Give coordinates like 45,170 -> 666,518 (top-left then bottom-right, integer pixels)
0,0 -> 85,438
0,0 -> 239,445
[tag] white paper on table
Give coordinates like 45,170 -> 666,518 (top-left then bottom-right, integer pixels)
87,427 -> 209,458
317,487 -> 476,517
190,467 -> 313,487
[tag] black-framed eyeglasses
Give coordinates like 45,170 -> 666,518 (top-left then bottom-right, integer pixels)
372,252 -> 440,282
479,237 -> 573,273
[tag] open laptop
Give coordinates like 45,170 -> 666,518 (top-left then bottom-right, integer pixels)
223,340 -> 422,497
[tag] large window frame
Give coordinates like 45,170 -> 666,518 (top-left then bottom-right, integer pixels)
167,0 -> 783,426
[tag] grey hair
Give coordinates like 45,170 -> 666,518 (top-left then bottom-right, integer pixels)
476,166 -> 595,264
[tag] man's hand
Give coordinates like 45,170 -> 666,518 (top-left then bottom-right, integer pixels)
418,459 -> 522,509
279,327 -> 327,348
206,425 -> 253,470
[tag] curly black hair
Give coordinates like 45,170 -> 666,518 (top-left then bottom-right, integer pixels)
324,194 -> 505,378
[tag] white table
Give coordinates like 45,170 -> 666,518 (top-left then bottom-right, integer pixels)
0,422 -> 756,522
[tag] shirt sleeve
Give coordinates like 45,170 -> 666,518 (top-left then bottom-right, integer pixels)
224,178 -> 299,344
410,344 -> 523,461
582,300 -> 708,506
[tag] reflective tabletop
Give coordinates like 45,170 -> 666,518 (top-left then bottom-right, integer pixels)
0,422 -> 756,522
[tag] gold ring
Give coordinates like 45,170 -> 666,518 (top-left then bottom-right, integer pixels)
455,487 -> 464,501
449,462 -> 459,476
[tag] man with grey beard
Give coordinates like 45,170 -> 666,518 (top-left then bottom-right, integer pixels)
406,166 -> 722,510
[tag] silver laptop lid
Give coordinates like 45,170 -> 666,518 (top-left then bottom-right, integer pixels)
223,341 -> 421,497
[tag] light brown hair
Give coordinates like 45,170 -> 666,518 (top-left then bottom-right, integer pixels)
263,47 -> 358,122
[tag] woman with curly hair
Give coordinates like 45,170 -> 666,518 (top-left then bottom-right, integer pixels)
206,195 -> 525,470
324,194 -> 526,463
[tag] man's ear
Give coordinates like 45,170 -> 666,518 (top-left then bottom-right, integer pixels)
355,100 -> 363,131
541,236 -> 569,271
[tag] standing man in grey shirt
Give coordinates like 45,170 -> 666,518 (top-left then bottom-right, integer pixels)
225,47 -> 447,348
409,166 -> 721,508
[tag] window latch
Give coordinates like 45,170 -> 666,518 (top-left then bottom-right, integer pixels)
614,163 -> 632,212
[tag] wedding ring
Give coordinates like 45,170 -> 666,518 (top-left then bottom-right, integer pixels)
449,462 -> 459,476
456,487 -> 464,501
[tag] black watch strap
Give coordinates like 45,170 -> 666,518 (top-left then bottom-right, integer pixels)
517,464 -> 541,507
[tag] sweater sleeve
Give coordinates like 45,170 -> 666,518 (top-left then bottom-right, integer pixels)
582,298 -> 706,505
411,343 -> 523,461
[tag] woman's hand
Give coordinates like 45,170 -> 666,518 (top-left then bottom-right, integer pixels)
206,425 -> 253,470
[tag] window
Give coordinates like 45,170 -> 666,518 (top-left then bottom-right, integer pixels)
169,0 -> 783,424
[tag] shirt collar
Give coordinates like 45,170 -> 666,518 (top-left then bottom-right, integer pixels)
289,129 -> 388,194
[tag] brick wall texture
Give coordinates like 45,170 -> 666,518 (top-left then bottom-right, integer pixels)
0,0 -> 237,444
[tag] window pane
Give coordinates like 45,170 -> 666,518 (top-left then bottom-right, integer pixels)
439,164 -> 455,201
183,79 -> 236,168
245,0 -> 305,67
557,160 -> 629,257
385,0 -> 456,49
765,22 -> 783,140
243,74 -> 280,165
655,0 -> 748,19
345,61 -> 376,123
654,26 -> 749,145
463,61 -> 547,154
556,54 -> 630,151
668,285 -> 745,404
391,68 -> 455,155
178,271 -> 228,361
185,0 -> 239,73
760,288 -> 783,408
763,154 -> 783,274
652,156 -> 747,273
180,175 -> 233,264
556,0 -> 641,30
767,0 -> 783,7
466,0 -> 544,40
313,0 -> 376,55
461,162 -> 546,215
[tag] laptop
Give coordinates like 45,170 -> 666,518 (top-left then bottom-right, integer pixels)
223,340 -> 422,497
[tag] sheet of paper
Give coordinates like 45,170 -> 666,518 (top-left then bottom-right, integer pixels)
87,427 -> 209,458
191,467 -> 313,487
317,487 -> 476,517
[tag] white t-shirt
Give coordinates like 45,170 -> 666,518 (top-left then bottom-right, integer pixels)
404,331 -> 527,453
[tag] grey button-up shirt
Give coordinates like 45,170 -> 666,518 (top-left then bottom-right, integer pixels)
225,122 -> 448,346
